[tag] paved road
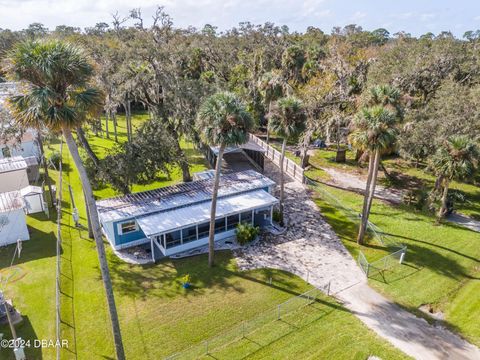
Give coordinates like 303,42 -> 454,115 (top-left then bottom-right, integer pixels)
235,161 -> 480,360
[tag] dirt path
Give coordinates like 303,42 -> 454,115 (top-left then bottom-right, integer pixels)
322,166 -> 480,233
322,167 -> 403,204
447,213 -> 480,233
235,161 -> 480,359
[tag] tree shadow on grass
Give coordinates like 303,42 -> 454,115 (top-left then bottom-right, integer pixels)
106,251 -> 246,300
0,227 -> 57,268
0,316 -> 42,360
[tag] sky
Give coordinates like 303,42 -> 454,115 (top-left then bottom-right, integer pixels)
0,0 -> 480,37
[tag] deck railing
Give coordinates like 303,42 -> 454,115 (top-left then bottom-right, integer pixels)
249,133 -> 305,183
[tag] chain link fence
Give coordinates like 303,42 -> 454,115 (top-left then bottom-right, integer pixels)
165,284 -> 330,360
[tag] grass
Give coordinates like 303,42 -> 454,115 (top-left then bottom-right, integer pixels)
1,114 -> 409,359
311,182 -> 480,346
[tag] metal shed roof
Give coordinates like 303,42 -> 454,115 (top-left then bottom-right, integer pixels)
0,190 -> 24,212
0,156 -> 28,173
20,185 -> 43,196
96,170 -> 275,223
137,189 -> 278,236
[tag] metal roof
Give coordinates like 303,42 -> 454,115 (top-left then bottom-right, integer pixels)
20,185 -> 43,196
137,189 -> 277,236
0,156 -> 28,173
97,170 -> 275,223
0,190 -> 24,212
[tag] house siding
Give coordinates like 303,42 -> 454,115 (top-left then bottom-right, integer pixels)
112,218 -> 147,246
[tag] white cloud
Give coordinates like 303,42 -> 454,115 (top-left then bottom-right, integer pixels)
351,11 -> 367,21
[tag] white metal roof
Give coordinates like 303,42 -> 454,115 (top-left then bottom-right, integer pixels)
0,156 -> 28,173
0,190 -> 24,212
20,185 -> 43,196
97,170 -> 275,223
136,189 -> 278,237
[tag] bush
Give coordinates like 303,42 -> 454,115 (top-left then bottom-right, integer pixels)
48,151 -> 62,169
272,209 -> 282,224
235,223 -> 259,245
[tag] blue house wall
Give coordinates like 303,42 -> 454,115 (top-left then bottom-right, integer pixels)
112,218 -> 146,246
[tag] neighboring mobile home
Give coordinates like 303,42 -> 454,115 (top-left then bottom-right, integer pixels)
96,170 -> 278,260
0,156 -> 30,192
0,190 -> 30,246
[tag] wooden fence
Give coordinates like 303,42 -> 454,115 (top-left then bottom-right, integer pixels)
249,133 -> 305,183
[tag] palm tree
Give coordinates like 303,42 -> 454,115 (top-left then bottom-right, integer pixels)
268,96 -> 306,222
258,70 -> 291,143
431,136 -> 479,219
5,40 -> 125,360
196,92 -> 253,267
349,85 -> 401,245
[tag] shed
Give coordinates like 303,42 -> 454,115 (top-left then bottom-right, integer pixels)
20,186 -> 45,214
0,190 -> 29,246
0,156 -> 29,192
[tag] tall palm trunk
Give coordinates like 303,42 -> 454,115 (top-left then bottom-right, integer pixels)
208,145 -> 225,267
76,126 -> 99,166
300,127 -> 314,169
112,112 -> 118,143
438,179 -> 450,220
125,99 -> 132,143
105,111 -> 110,139
365,149 -> 381,218
37,133 -> 55,208
266,100 -> 272,144
357,149 -> 379,244
279,138 -> 287,222
63,127 -> 125,360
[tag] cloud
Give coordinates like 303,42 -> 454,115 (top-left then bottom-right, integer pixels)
351,11 -> 367,21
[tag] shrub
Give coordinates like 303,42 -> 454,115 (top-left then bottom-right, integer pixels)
48,151 -> 62,169
272,209 -> 282,224
235,223 -> 259,245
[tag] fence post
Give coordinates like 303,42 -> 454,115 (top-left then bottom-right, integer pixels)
306,270 -> 309,283
327,281 -> 331,296
399,249 -> 406,264
205,340 -> 209,355
277,304 -> 281,320
366,263 -> 370,278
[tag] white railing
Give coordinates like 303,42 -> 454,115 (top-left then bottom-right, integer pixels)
249,134 -> 305,183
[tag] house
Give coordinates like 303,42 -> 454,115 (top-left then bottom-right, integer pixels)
0,190 -> 30,246
96,170 -> 278,260
0,129 -> 40,161
0,156 -> 30,192
0,82 -> 41,161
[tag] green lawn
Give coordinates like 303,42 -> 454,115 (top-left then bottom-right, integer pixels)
311,182 -> 480,346
1,114 -> 409,359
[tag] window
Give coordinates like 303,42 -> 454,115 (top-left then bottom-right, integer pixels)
226,214 -> 239,230
2,147 -> 11,158
214,217 -> 226,234
197,222 -> 210,239
240,211 -> 252,224
120,220 -> 137,234
165,230 -> 181,248
182,226 -> 197,244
